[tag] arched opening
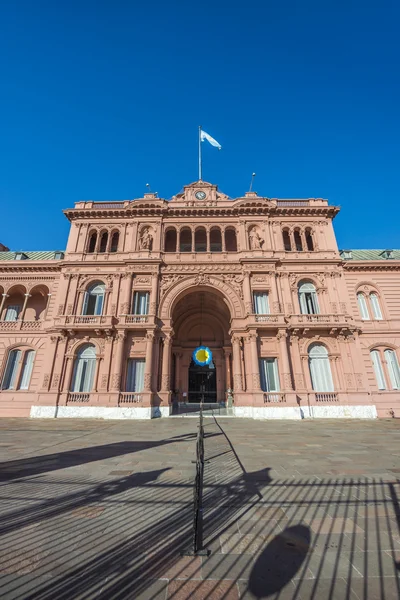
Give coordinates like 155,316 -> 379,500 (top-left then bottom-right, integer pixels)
210,227 -> 222,252
99,231 -> 108,253
1,348 -> 35,390
25,285 -> 49,321
283,229 -> 291,251
180,228 -> 192,252
294,230 -> 303,251
225,228 -> 237,252
195,227 -> 207,252
305,229 -> 314,251
308,344 -> 334,392
298,281 -> 319,315
165,228 -> 177,252
71,344 -> 97,392
88,231 -> 97,253
110,231 -> 119,253
171,289 -> 232,403
2,285 -> 26,321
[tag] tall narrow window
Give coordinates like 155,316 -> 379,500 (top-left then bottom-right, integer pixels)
384,350 -> 400,390
133,292 -> 149,315
1,349 -> 21,390
357,293 -> 370,320
294,230 -> 303,251
282,230 -> 291,251
210,228 -> 222,252
71,345 -> 96,392
298,283 -> 319,315
370,350 -> 386,390
180,228 -> 192,252
88,232 -> 97,253
309,344 -> 334,392
370,293 -> 383,320
19,350 -> 35,390
99,232 -> 108,253
195,228 -> 207,252
165,229 -> 177,252
305,229 -> 314,251
225,228 -> 237,252
126,359 -> 145,392
259,358 -> 280,392
253,292 -> 270,314
83,283 -> 105,316
110,232 -> 119,253
4,305 -> 20,322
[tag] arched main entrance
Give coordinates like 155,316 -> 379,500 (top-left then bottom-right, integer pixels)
171,289 -> 232,403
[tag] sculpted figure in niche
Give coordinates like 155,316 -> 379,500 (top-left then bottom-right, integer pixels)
138,227 -> 153,251
249,228 -> 263,250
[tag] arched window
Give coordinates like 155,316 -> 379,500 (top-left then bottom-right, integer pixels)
357,293 -> 370,320
71,344 -> 96,392
1,348 -> 35,390
165,228 -> 177,252
298,282 -> 319,315
83,283 -> 105,316
88,232 -> 97,253
110,231 -> 119,253
180,228 -> 192,252
370,293 -> 383,320
384,349 -> 400,390
225,228 -> 237,252
99,231 -> 108,253
210,227 -> 222,252
282,230 -> 291,251
370,350 -> 386,390
305,229 -> 314,251
195,228 -> 207,252
294,230 -> 303,251
309,344 -> 334,392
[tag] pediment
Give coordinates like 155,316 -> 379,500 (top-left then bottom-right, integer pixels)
170,180 -> 230,204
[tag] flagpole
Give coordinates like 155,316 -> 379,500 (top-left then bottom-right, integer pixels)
198,125 -> 202,180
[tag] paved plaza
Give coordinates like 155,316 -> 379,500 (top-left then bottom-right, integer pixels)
0,417 -> 399,599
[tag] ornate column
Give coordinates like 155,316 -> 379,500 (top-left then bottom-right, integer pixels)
300,230 -> 307,252
150,272 -> 159,315
243,270 -> 252,314
111,332 -> 126,391
99,335 -> 113,391
119,272 -> 133,314
161,333 -> 173,391
19,293 -> 31,321
231,336 -> 243,391
174,351 -> 182,392
76,290 -> 86,315
224,348 -> 232,390
191,227 -> 195,252
248,332 -> 261,390
289,230 -> 295,252
221,227 -> 226,252
277,329 -> 293,389
290,333 -> 306,390
0,294 -> 8,319
206,227 -> 210,252
143,331 -> 155,391
40,334 -> 59,391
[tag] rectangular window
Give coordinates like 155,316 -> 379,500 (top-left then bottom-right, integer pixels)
384,350 -> 400,390
19,351 -> 35,390
259,358 -> 280,392
253,292 -> 270,314
357,294 -> 370,320
126,359 -> 145,392
370,350 -> 386,390
133,292 -> 149,315
4,305 -> 20,322
1,350 -> 21,390
299,293 -> 319,315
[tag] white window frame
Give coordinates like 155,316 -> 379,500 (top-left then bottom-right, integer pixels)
126,358 -> 145,392
259,358 -> 280,392
82,284 -> 105,316
298,283 -> 319,315
133,292 -> 150,315
370,293 -> 383,320
1,349 -> 22,390
309,344 -> 334,392
71,345 -> 97,392
253,291 -> 270,315
384,349 -> 400,390
370,350 -> 386,390
357,293 -> 370,320
19,350 -> 35,390
4,305 -> 21,322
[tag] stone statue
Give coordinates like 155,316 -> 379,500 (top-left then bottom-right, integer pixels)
138,227 -> 152,250
249,228 -> 263,250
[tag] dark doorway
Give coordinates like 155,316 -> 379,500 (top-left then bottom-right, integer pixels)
188,359 -> 217,403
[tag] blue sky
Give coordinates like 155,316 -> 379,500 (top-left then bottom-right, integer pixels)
1,0 -> 399,251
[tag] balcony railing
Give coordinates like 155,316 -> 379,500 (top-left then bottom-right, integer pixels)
263,392 -> 286,403
287,314 -> 351,325
118,392 -> 143,404
0,320 -> 43,331
119,315 -> 149,325
67,392 -> 91,403
55,315 -> 114,327
254,314 -> 279,323
314,392 -> 339,403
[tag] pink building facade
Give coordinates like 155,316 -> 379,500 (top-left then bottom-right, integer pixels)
0,180 -> 399,420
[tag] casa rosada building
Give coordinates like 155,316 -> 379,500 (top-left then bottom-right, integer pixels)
0,180 -> 399,420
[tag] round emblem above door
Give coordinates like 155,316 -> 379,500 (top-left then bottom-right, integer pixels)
195,190 -> 206,200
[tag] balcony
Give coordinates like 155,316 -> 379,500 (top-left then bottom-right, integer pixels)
54,315 -> 115,331
0,320 -> 43,331
248,314 -> 286,327
118,392 -> 143,405
263,392 -> 286,403
118,315 -> 152,326
286,313 -> 353,329
67,392 -> 91,403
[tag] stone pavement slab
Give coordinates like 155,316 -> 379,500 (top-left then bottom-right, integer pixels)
0,418 -> 399,598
